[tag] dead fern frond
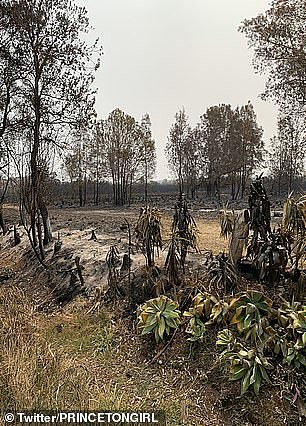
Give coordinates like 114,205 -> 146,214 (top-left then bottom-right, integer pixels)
135,206 -> 162,267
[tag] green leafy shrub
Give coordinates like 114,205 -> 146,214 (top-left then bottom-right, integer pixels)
230,291 -> 272,343
183,309 -> 206,342
216,329 -> 235,354
138,296 -> 181,343
227,348 -> 273,395
217,329 -> 273,395
283,341 -> 306,369
183,292 -> 218,341
185,289 -> 306,397
281,301 -> 306,368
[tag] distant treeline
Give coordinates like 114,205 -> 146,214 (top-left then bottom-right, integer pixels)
3,176 -> 306,208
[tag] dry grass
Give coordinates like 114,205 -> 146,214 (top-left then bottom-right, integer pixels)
0,284 -> 222,424
0,283 -> 298,426
0,287 -> 84,411
0,276 -> 227,425
0,285 -> 122,413
160,212 -> 228,254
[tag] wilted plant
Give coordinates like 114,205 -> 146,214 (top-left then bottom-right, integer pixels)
106,245 -> 121,268
283,194 -> 306,236
207,300 -> 231,325
164,231 -> 182,291
292,237 -> 306,272
207,253 -> 238,294
293,271 -> 306,302
245,180 -> 292,285
245,178 -> 272,269
283,194 -> 306,271
219,205 -> 234,239
194,292 -> 218,319
252,230 -> 289,284
265,326 -> 288,358
165,196 -> 199,291
137,295 -> 181,343
275,299 -> 306,331
285,303 -> 306,346
105,246 -> 122,298
248,176 -> 271,244
135,206 -> 162,267
172,196 -> 199,268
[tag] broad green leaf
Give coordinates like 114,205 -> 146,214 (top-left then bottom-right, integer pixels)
241,369 -> 252,395
230,366 -> 246,381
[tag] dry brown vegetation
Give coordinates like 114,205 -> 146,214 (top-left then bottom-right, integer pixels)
0,283 -> 298,426
0,205 -> 302,425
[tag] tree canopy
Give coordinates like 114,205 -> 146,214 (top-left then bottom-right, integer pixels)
240,0 -> 306,106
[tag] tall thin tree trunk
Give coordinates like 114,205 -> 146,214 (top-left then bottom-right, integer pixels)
39,199 -> 52,245
0,204 -> 7,235
144,162 -> 148,203
30,67 -> 41,249
78,178 -> 83,207
84,174 -> 87,206
95,179 -> 99,205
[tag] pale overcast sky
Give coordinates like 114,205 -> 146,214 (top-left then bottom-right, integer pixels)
77,0 -> 278,180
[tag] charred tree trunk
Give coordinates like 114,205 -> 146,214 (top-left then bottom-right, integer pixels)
0,204 -> 7,235
78,178 -> 83,207
13,225 -> 21,246
39,200 -> 52,245
95,178 -> 99,205
144,164 -> 148,203
84,174 -> 87,206
29,55 -> 41,251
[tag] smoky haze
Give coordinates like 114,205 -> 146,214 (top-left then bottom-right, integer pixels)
76,0 -> 278,180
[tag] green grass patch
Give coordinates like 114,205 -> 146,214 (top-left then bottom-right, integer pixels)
45,311 -> 118,358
